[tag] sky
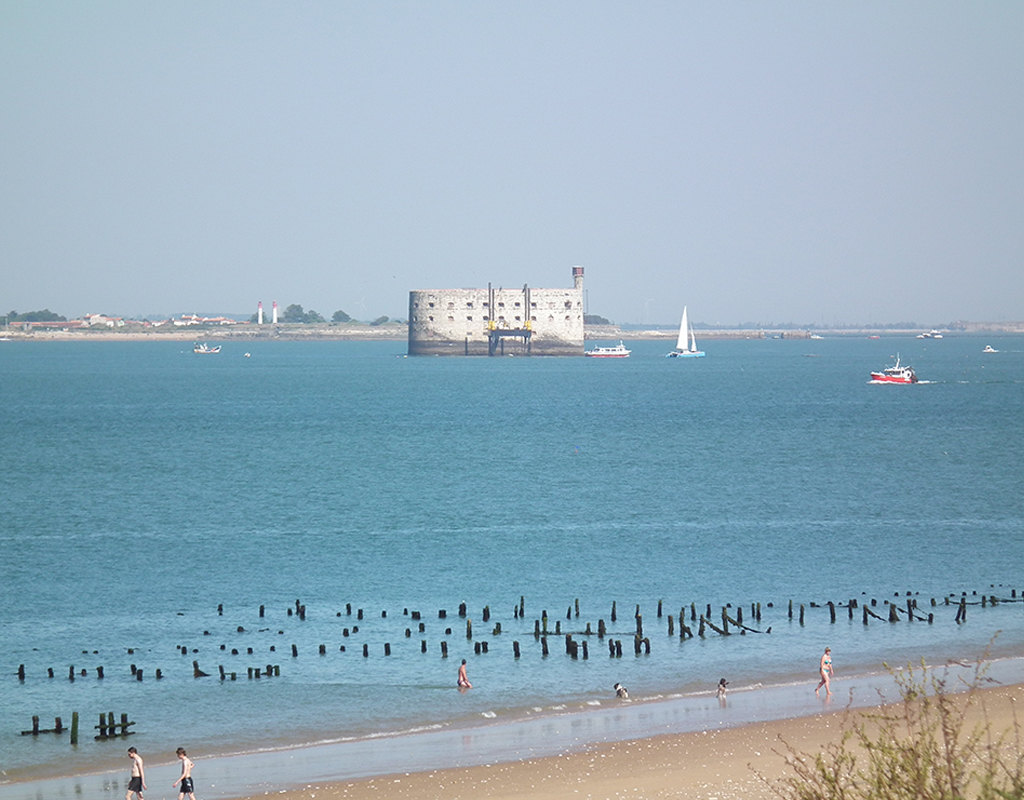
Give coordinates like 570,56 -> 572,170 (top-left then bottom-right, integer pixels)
1,2 -> 1022,327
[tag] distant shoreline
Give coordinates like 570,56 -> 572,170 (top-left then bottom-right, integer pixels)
2,323 -> 1022,343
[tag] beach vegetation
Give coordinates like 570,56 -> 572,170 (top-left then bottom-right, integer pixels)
332,309 -> 351,323
763,657 -> 1024,800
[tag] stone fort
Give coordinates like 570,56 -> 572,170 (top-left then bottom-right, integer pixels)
407,267 -> 585,356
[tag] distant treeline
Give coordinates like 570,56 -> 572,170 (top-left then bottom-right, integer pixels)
5,309 -> 67,323
248,304 -> 393,326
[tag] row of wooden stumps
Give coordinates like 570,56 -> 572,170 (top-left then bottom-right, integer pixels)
21,712 -> 80,744
20,711 -> 131,745
15,664 -> 163,681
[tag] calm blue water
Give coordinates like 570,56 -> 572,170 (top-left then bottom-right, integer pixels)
1,336 -> 1022,791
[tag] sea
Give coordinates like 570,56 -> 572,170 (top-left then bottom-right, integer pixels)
1,334 -> 1022,799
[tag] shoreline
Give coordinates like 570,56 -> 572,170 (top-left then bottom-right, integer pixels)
2,327 -> 1021,343
4,656 -> 1023,800
269,681 -> 1024,800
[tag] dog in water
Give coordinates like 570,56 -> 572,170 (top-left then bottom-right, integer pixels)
614,682 -> 629,699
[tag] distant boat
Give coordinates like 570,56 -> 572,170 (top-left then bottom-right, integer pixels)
193,343 -> 221,354
870,354 -> 918,384
666,306 -> 705,358
585,341 -> 631,358
983,345 -> 998,353
917,330 -> 943,339
810,334 -> 824,340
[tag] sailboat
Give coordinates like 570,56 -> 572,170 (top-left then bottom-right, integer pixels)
666,306 -> 705,358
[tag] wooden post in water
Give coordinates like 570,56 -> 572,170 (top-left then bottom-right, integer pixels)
667,615 -> 674,636
828,601 -> 836,623
466,619 -> 473,639
575,598 -> 580,617
513,641 -> 520,658
657,600 -> 663,618
441,641 -> 448,657
598,619 -> 606,638
70,711 -> 78,745
788,599 -> 793,620
799,604 -> 805,626
541,637 -> 549,657
611,601 -> 617,622
635,615 -> 643,638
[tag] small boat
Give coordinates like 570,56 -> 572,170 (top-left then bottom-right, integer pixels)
983,345 -> 998,353
585,341 -> 631,358
870,354 -> 917,384
193,343 -> 221,354
666,306 -> 705,358
917,330 -> 943,339
810,334 -> 824,340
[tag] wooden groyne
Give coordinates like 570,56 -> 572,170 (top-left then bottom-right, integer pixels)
11,586 -> 1020,749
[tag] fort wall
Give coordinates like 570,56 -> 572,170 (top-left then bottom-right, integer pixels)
408,268 -> 585,356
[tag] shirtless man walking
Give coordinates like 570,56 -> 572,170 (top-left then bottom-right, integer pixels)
173,747 -> 197,800
457,659 -> 472,689
126,747 -> 146,800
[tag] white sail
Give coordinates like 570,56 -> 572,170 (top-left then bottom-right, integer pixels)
689,323 -> 698,353
676,306 -> 689,350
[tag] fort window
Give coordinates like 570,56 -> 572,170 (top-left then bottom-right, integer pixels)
531,316 -> 537,322
428,316 -> 434,321
548,315 -> 554,322
514,315 -> 521,321
466,316 -> 473,321
514,302 -> 520,307
565,315 -> 571,321
448,302 -> 454,309
466,301 -> 473,308
413,302 -> 419,308
428,302 -> 435,308
564,301 -> 571,308
531,302 -> 537,308
483,302 -> 489,308
498,302 -> 505,308
448,316 -> 454,322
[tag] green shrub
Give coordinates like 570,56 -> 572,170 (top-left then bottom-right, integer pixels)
762,656 -> 1024,800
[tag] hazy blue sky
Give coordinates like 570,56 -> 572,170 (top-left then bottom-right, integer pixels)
2,2 -> 1021,325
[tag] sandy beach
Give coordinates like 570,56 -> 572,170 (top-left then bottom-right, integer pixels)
226,682 -> 1023,800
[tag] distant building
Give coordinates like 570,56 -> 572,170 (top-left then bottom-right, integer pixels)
408,267 -> 585,356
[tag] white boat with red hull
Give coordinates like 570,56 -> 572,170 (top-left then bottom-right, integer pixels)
870,354 -> 917,384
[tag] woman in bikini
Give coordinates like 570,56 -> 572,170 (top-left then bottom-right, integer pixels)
815,647 -> 833,696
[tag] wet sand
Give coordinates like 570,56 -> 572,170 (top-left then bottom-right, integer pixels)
234,683 -> 1024,800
